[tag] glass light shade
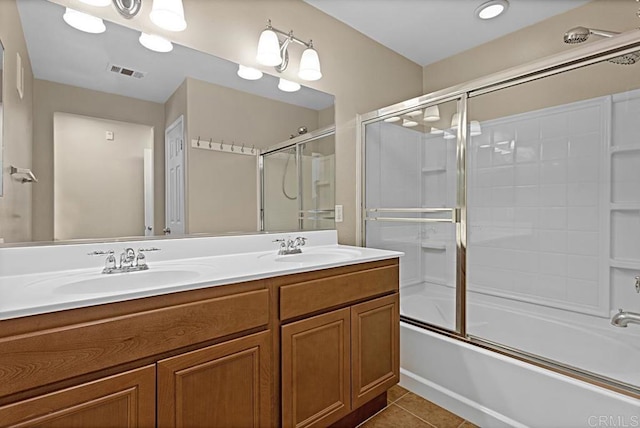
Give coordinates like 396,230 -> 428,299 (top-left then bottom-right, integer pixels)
237,65 -> 263,80
139,33 -> 173,53
423,105 -> 440,122
430,127 -> 444,135
406,110 -> 422,117
256,29 -> 282,66
150,0 -> 187,32
443,131 -> 456,140
450,112 -> 460,129
470,121 -> 483,136
79,0 -> 111,6
402,119 -> 418,127
384,116 -> 401,123
278,78 -> 300,92
298,47 -> 322,81
63,8 -> 106,34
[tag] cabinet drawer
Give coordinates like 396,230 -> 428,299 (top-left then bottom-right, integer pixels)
0,289 -> 269,398
280,263 -> 398,321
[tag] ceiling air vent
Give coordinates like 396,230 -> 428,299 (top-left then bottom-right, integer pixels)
107,63 -> 146,79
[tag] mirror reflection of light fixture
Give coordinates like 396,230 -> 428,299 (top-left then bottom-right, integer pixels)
237,65 -> 263,80
450,112 -> 460,129
406,109 -> 422,117
79,0 -> 111,6
443,131 -> 456,140
139,32 -> 173,53
63,7 -> 106,33
150,0 -> 187,32
384,116 -> 401,123
430,127 -> 444,135
402,118 -> 418,127
278,78 -> 301,92
470,120 -> 483,136
256,20 -> 322,81
423,105 -> 440,122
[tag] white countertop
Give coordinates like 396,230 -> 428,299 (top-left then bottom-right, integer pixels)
0,231 -> 402,320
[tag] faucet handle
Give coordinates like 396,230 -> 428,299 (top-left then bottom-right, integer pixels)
295,237 -> 307,246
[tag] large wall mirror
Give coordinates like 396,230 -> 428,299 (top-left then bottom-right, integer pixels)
11,0 -> 334,245
0,39 -> 4,198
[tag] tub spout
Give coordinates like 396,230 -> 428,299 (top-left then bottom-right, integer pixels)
611,309 -> 640,328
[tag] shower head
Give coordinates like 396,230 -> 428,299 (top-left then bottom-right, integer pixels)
608,51 -> 640,65
563,26 -> 619,44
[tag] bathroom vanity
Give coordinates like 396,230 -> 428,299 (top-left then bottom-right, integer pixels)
0,231 -> 400,427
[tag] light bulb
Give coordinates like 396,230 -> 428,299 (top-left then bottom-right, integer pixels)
256,29 -> 282,66
278,78 -> 300,92
63,8 -> 106,34
139,33 -> 173,53
237,65 -> 263,80
150,0 -> 187,32
298,46 -> 322,81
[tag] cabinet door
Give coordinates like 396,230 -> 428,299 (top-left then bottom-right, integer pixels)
281,308 -> 351,428
0,365 -> 155,428
351,293 -> 399,409
157,330 -> 271,428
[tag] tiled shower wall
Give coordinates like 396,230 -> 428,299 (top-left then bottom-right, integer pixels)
467,97 -> 609,316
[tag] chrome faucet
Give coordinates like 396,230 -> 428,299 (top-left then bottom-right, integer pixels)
88,247 -> 160,274
611,309 -> 640,328
273,236 -> 307,255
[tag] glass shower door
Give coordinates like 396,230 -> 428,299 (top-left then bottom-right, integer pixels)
363,99 -> 462,332
299,134 -> 336,230
262,146 -> 299,231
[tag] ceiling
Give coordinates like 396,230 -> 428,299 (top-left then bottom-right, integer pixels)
16,0 -> 334,109
303,0 -> 592,66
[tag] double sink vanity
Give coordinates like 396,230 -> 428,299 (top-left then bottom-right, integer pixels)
0,230 -> 401,427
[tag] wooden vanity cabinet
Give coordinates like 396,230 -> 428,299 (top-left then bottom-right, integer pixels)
0,365 -> 156,428
279,259 -> 400,428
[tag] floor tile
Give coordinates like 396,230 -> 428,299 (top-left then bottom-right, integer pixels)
387,384 -> 409,403
395,393 -> 465,428
459,421 -> 479,428
360,404 -> 434,428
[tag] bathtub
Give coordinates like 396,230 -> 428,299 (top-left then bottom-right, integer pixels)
399,286 -> 640,427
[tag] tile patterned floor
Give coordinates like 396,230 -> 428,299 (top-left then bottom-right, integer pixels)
358,385 -> 479,428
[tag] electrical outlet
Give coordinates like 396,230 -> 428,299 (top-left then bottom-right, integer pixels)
335,205 -> 343,223
106,131 -> 114,141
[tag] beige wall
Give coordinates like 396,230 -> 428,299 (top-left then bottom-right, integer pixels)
423,0 -> 639,94
52,0 -> 424,245
53,113 -> 153,240
0,0 -> 33,243
185,77 -> 321,234
32,80 -> 166,242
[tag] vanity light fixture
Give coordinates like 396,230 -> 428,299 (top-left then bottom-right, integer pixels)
278,78 -> 301,92
63,7 -> 106,34
237,65 -> 264,80
450,112 -> 460,129
423,105 -> 440,122
470,120 -> 483,136
257,20 -> 322,81
150,0 -> 187,32
430,127 -> 444,135
139,32 -> 173,53
475,0 -> 509,20
406,109 -> 422,117
402,118 -> 418,127
383,116 -> 401,123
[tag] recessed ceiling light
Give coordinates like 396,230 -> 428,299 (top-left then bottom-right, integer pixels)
475,0 -> 509,20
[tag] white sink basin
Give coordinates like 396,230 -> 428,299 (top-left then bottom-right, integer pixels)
258,247 -> 363,265
24,265 -> 217,295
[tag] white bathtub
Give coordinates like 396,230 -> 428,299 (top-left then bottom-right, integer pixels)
399,288 -> 640,427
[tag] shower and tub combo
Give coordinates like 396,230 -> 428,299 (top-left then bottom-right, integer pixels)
359,24 -> 640,427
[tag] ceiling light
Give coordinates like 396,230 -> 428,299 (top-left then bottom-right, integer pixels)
139,33 -> 173,53
237,65 -> 263,80
402,119 -> 418,127
475,0 -> 509,20
423,105 -> 440,122
384,116 -> 401,123
257,20 -> 322,80
63,8 -> 106,34
406,110 -> 422,117
79,0 -> 111,6
150,0 -> 187,32
278,78 -> 301,92
298,44 -> 322,81
257,27 -> 283,66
